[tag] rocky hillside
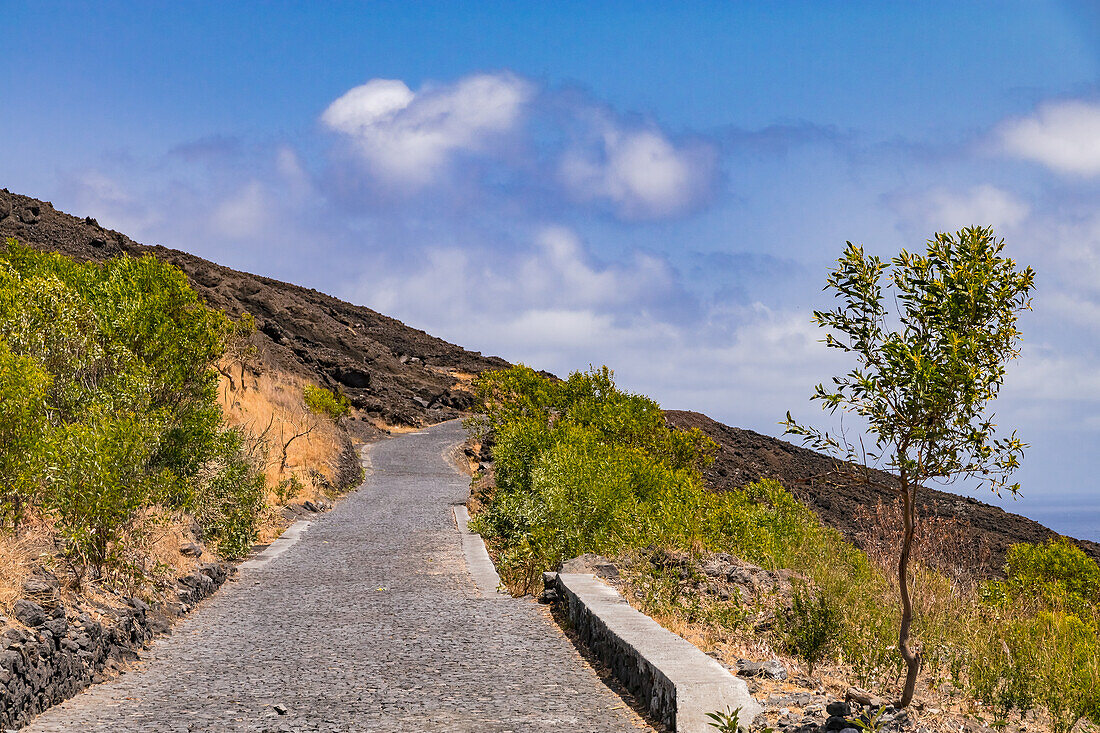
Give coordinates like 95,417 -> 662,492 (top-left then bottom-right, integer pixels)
0,191 -> 508,441
5,189 -> 1093,577
665,409 -> 1100,573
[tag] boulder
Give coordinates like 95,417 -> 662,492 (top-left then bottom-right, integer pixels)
736,657 -> 787,680
559,553 -> 619,580
13,600 -> 47,628
18,205 -> 40,224
179,541 -> 204,557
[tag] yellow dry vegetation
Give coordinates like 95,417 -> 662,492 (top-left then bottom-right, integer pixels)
218,363 -> 346,515
365,418 -> 421,434
120,507 -> 202,579
0,515 -> 204,619
0,530 -> 34,614
0,363 -> 351,612
428,365 -> 477,394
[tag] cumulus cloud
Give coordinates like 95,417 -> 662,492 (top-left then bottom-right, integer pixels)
348,224 -> 681,329
321,73 -> 533,188
1004,347 -> 1100,414
520,226 -> 678,308
892,184 -> 1030,233
320,71 -> 718,220
337,223 -> 837,434
559,117 -> 717,220
998,100 -> 1100,175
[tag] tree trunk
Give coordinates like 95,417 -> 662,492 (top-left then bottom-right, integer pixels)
896,480 -> 920,707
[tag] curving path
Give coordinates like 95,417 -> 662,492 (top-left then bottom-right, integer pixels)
27,420 -> 648,732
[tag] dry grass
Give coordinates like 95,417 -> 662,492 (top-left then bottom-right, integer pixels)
219,363 -> 357,546
255,505 -> 289,545
427,366 -> 478,392
852,499 -> 994,584
611,559 -> 1056,733
124,506 -> 204,579
218,363 -> 346,508
0,529 -> 37,613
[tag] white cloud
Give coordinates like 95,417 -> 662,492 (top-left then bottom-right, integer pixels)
497,309 -> 647,351
521,226 -> 677,308
322,79 -> 415,134
1009,208 -> 1100,302
1004,346 -> 1100,408
348,225 -> 679,328
1044,292 -> 1100,332
338,224 -> 837,433
211,181 -> 269,239
894,184 -> 1030,233
321,73 -> 533,188
320,72 -> 718,220
998,100 -> 1100,175
275,145 -> 312,200
560,118 -> 716,220
64,170 -> 161,237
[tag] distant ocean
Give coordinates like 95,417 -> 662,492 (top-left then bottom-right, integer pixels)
871,483 -> 1100,542
1024,507 -> 1100,543
975,492 -> 1099,543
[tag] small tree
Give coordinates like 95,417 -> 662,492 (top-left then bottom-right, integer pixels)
784,226 -> 1034,707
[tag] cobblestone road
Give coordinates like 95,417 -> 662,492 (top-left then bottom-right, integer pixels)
27,420 -> 648,732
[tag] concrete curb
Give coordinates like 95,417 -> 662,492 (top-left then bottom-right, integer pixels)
551,572 -> 762,732
239,519 -> 311,570
453,505 -> 507,598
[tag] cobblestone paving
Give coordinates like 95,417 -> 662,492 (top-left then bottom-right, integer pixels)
27,421 -> 649,732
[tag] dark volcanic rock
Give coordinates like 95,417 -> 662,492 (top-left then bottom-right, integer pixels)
333,365 -> 371,389
665,409 -> 1100,573
0,562 -> 233,728
179,542 -> 204,558
12,600 -> 46,628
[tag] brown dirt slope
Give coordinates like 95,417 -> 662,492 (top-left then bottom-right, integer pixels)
0,191 -> 508,439
665,409 -> 1100,572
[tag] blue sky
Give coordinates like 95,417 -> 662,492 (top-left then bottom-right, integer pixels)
4,1 -> 1100,540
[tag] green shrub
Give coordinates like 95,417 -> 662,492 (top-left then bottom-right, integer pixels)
998,611 -> 1100,733
304,384 -> 350,421
967,620 -> 1036,725
275,473 -> 305,505
49,413 -> 158,573
191,429 -> 266,559
0,339 -> 50,524
1004,537 -> 1100,609
470,365 -> 714,590
701,480 -> 832,568
781,586 -> 842,675
0,238 -> 265,575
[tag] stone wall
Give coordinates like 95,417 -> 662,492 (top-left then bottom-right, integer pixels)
0,562 -> 232,729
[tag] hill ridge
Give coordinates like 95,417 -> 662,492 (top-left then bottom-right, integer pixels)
4,188 -> 1093,573
665,409 -> 1100,572
0,189 -> 508,440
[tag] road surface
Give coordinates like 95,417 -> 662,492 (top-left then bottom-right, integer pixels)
27,420 -> 647,732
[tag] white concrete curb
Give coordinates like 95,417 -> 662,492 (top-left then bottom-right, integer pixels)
553,572 -> 762,732
239,520 -> 311,570
453,505 -> 507,598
